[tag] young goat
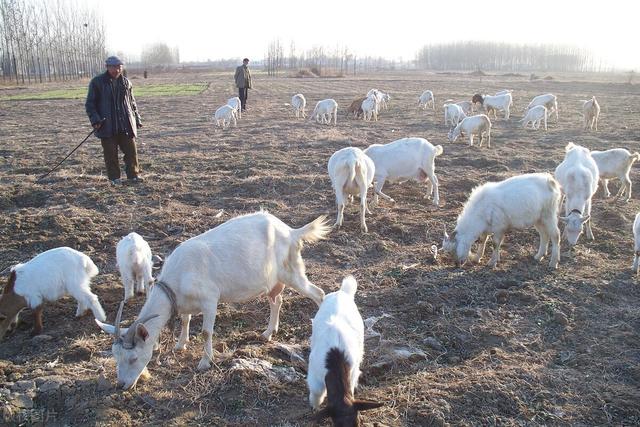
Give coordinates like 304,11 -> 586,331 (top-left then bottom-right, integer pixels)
116,232 -> 154,301
96,211 -> 330,389
291,93 -> 307,118
448,114 -> 492,147
633,213 -> 640,275
214,104 -> 237,129
346,96 -> 367,119
0,247 -> 106,340
554,142 -> 599,245
364,137 -> 443,207
361,95 -> 379,121
520,105 -> 548,130
227,96 -> 242,119
582,96 -> 600,131
310,99 -> 338,125
442,173 -> 562,269
308,276 -> 383,425
328,147 -> 375,233
418,90 -> 435,110
526,93 -> 558,121
590,148 -> 640,201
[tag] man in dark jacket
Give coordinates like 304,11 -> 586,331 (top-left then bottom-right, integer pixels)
234,58 -> 252,112
86,56 -> 144,185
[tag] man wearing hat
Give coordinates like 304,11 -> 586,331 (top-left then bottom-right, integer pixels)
234,58 -> 252,112
86,55 -> 144,185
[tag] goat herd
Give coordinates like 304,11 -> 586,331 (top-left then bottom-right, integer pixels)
2,84 -> 639,426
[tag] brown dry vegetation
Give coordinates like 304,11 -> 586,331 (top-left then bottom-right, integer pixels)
1,70 -> 640,426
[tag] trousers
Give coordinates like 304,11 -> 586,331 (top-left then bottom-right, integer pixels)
101,134 -> 140,180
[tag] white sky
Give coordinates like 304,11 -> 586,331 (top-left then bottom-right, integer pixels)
91,0 -> 640,69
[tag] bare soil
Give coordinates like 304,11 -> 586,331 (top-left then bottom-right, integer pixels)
1,70 -> 640,426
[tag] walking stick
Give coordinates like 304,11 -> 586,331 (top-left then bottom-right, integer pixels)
37,119 -> 105,182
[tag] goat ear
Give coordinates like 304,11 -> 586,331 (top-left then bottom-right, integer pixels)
352,399 -> 384,412
136,323 -> 149,341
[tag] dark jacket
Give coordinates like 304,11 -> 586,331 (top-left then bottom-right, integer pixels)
234,65 -> 252,89
85,71 -> 142,139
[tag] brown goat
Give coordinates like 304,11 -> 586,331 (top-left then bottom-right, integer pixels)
345,96 -> 367,118
472,93 -> 498,119
0,271 -> 33,340
316,348 -> 383,426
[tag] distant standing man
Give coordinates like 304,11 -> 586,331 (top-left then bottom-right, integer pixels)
234,58 -> 252,112
86,55 -> 144,186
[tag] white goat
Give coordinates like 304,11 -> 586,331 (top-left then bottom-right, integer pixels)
526,94 -> 558,121
442,173 -> 562,269
473,93 -> 512,119
443,103 -> 466,126
448,114 -> 492,147
554,142 -> 599,245
633,213 -> 640,275
214,104 -> 237,129
520,105 -> 548,130
291,94 -> 307,118
116,232 -> 154,301
418,90 -> 435,110
227,96 -> 242,119
328,147 -> 376,233
495,89 -> 512,96
361,95 -> 379,121
0,247 -> 106,340
309,99 -> 338,125
591,148 -> 640,201
366,89 -> 389,110
307,276 -> 383,423
582,96 -> 600,130
364,137 -> 443,206
96,211 -> 330,389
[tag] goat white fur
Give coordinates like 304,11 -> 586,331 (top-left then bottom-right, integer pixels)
443,103 -> 466,126
227,97 -> 242,119
361,95 -> 379,121
442,173 -> 562,269
527,94 -> 558,121
116,232 -> 153,301
554,142 -> 599,245
307,276 -> 364,409
448,114 -> 492,147
364,137 -> 443,206
520,105 -> 548,130
0,247 -> 106,340
418,90 -> 435,110
582,96 -> 600,130
477,93 -> 512,119
97,211 -> 330,389
590,148 -> 640,201
328,147 -> 376,233
214,104 -> 237,129
633,213 -> 640,275
292,94 -> 307,118
310,99 -> 338,125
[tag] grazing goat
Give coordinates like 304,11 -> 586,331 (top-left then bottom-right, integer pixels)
328,147 -> 375,233
591,148 -> 640,201
97,211 -> 330,389
310,99 -> 338,125
346,97 -> 367,118
0,247 -> 105,340
554,142 -> 599,245
472,93 -> 512,119
443,103 -> 466,126
308,276 -> 383,425
520,105 -> 548,130
116,232 -> 154,301
292,94 -> 307,118
418,90 -> 435,110
227,97 -> 242,119
448,114 -> 492,147
214,104 -> 237,129
442,173 -> 562,269
582,96 -> 600,130
364,137 -> 443,206
633,213 -> 640,275
526,94 -> 558,121
361,95 -> 379,121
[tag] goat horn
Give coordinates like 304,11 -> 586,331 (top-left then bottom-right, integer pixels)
114,301 -> 125,340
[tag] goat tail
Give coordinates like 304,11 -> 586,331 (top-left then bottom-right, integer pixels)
292,215 -> 331,244
565,142 -> 576,152
631,152 -> 640,163
433,145 -> 444,157
83,256 -> 99,278
340,275 -> 358,297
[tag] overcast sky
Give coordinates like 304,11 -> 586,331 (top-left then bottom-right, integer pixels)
93,0 -> 640,69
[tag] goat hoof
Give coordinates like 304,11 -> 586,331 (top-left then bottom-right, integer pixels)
174,342 -> 188,351
197,359 -> 212,371
261,331 -> 274,341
